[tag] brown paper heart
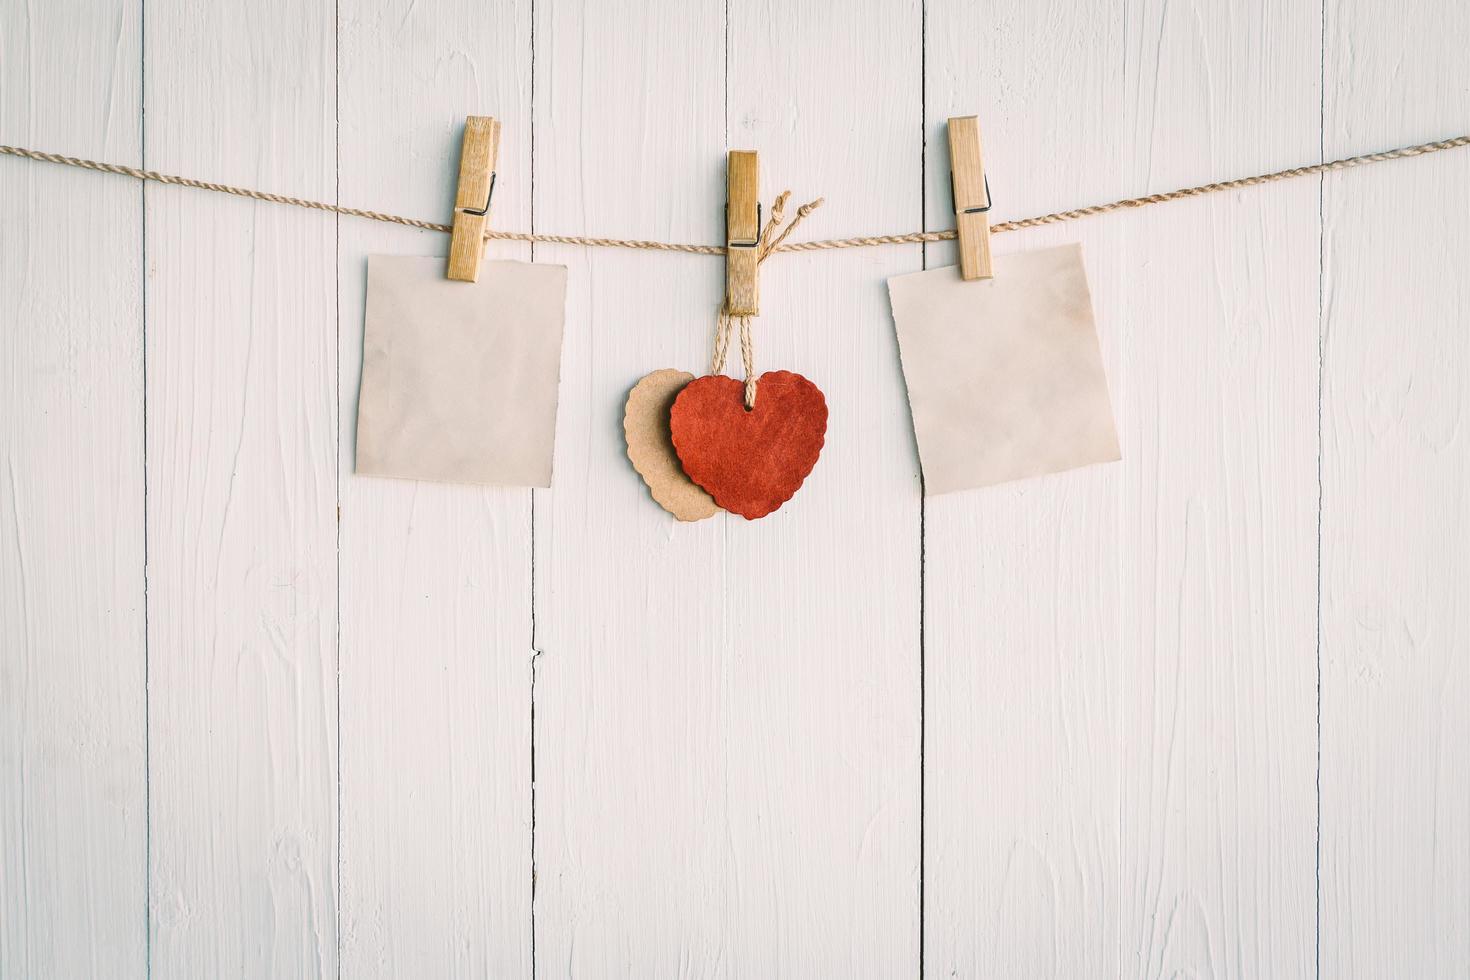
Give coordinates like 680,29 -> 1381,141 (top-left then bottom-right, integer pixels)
624,369 -> 721,521
669,371 -> 828,520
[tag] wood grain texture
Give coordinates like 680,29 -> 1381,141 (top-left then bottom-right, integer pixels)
1320,1 -> 1470,975
0,2 -> 146,977
922,0 -> 1320,976
143,1 -> 338,976
533,0 -> 922,968
447,115 -> 501,282
337,0 -> 533,976
922,10 -> 1126,974
726,149 -> 760,315
724,0 -> 923,971
946,116 -> 993,280
529,0 -> 735,973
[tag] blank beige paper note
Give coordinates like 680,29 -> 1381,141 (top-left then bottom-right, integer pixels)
887,243 -> 1120,495
356,255 -> 568,487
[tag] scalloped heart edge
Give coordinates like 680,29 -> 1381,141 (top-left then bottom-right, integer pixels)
623,369 -> 721,522
669,370 -> 828,520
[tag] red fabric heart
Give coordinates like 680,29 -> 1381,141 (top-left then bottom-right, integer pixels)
669,371 -> 828,519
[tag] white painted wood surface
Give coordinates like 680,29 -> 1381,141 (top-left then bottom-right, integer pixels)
923,2 -> 1322,976
1320,0 -> 1470,976
1,0 -> 1467,977
1,3 -> 146,978
143,2 -> 338,976
337,1 -> 533,976
529,2 -> 734,974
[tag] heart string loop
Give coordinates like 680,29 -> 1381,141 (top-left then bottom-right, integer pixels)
707,305 -> 759,410
709,303 -> 734,376
737,315 -> 756,409
709,190 -> 824,410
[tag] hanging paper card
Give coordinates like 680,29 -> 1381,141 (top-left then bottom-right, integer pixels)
355,255 -> 568,487
886,243 -> 1120,495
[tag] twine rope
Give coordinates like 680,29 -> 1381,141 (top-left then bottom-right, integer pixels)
708,307 -> 763,408
709,191 -> 822,408
2,135 -> 1466,255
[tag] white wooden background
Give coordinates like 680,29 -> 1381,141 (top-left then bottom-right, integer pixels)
2,0 -> 1467,976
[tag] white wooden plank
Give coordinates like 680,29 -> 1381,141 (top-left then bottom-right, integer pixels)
143,2 -> 338,976
922,0 -> 1320,975
1320,2 -> 1470,975
336,1 -> 533,976
0,2 -> 147,977
921,11 -> 1126,975
528,1 -> 733,973
534,0 -> 922,967
723,0 -> 923,973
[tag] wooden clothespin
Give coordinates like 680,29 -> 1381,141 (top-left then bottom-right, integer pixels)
947,116 -> 993,280
726,150 -> 760,316
447,116 -> 501,282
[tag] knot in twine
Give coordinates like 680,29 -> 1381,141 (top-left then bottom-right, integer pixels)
710,190 -> 825,409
